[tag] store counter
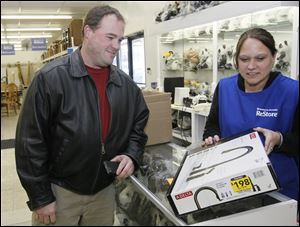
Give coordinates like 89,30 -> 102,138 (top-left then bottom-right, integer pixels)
115,143 -> 298,226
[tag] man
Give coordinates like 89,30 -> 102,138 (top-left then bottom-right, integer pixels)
15,5 -> 149,226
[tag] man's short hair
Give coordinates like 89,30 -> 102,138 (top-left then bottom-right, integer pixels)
82,5 -> 125,37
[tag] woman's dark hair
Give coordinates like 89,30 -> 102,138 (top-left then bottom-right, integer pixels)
82,5 -> 125,36
234,27 -> 277,69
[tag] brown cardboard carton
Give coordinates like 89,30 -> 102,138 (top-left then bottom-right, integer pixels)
69,19 -> 83,46
143,91 -> 172,146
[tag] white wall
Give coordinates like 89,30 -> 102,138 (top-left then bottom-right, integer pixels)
108,1 -> 164,35
108,1 -> 166,88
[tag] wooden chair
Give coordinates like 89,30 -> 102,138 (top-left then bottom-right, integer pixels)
1,83 -> 18,116
1,82 -> 7,91
1,83 -> 7,115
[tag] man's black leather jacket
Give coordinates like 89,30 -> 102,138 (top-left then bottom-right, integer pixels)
15,48 -> 149,211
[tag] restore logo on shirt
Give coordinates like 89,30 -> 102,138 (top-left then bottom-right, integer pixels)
256,108 -> 278,117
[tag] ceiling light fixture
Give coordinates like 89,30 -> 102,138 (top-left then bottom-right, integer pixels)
1,15 -> 72,19
6,28 -> 61,31
2,34 -> 53,38
1,39 -> 48,44
1,40 -> 22,44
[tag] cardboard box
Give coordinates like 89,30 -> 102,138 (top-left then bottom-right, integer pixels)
143,91 -> 172,146
69,19 -> 83,46
167,131 -> 279,215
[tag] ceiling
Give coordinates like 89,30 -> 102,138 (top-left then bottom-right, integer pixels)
1,1 -> 106,49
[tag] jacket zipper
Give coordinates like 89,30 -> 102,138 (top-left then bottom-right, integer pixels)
105,81 -> 113,141
88,74 -> 105,192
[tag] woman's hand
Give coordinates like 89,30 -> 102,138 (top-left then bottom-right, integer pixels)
201,135 -> 220,147
253,127 -> 282,155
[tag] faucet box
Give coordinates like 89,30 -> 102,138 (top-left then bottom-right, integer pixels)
167,131 -> 279,216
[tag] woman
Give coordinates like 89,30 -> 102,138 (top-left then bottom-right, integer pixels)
203,27 -> 299,200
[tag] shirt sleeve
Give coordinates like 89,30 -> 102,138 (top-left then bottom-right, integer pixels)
202,83 -> 221,140
280,103 -> 299,157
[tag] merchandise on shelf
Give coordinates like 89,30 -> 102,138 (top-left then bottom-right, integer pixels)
157,3 -> 298,92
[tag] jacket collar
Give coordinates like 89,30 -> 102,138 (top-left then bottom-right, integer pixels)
109,65 -> 122,87
70,47 -> 122,87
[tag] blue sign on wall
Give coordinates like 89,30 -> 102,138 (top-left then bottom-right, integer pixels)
1,44 -> 15,55
31,38 -> 47,51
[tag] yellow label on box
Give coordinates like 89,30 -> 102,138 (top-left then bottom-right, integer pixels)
230,175 -> 253,192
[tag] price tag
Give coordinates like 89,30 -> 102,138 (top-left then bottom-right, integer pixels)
230,175 -> 253,192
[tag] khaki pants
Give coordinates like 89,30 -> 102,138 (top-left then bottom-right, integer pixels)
32,183 -> 115,226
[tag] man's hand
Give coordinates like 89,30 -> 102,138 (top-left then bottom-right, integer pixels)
110,155 -> 134,180
33,201 -> 56,224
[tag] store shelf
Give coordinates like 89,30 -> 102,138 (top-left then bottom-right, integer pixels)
171,104 -> 208,146
42,50 -> 67,63
153,1 -> 299,90
42,47 -> 78,63
171,104 -> 193,113
172,129 -> 192,143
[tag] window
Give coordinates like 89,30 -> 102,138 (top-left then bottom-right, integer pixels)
132,37 -> 145,84
117,31 -> 145,86
119,39 -> 129,75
